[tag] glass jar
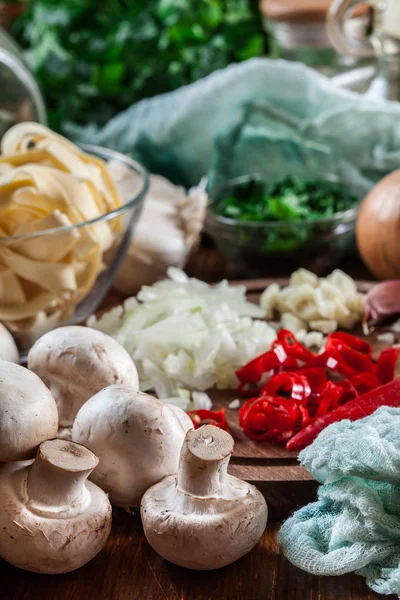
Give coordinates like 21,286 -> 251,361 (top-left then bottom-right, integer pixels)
260,0 -> 370,76
0,27 -> 46,137
328,0 -> 400,102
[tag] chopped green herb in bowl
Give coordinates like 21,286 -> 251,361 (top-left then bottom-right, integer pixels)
214,177 -> 359,223
205,175 -> 365,277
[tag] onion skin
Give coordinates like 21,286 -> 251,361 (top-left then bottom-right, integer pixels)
356,170 -> 400,280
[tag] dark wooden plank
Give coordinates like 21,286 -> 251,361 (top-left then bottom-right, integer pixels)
0,511 -> 391,600
229,465 -> 316,521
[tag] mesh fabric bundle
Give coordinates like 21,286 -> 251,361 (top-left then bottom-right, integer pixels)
278,407 -> 400,596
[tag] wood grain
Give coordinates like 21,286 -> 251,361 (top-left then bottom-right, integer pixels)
0,510 -> 392,600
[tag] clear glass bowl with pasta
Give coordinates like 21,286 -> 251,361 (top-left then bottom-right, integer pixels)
0,145 -> 149,354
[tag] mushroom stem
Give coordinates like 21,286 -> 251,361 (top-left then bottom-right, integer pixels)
26,439 -> 99,513
177,426 -> 234,498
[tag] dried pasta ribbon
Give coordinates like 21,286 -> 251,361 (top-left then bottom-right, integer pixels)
0,122 -> 122,330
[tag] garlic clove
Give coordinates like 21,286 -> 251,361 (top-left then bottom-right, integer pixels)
112,174 -> 207,295
364,280 -> 400,327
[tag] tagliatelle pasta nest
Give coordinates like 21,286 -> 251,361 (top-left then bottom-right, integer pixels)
260,268 -> 365,335
0,122 -> 122,336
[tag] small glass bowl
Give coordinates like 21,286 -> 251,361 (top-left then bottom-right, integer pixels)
0,145 -> 149,354
205,175 -> 365,279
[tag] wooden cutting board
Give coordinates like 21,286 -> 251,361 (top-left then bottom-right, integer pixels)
101,278 -> 389,521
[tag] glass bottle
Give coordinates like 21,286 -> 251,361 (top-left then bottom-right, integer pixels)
260,0 -> 369,76
328,0 -> 400,101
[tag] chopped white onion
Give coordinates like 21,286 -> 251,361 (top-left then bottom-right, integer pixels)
228,399 -> 240,410
377,332 -> 396,345
89,269 -> 276,398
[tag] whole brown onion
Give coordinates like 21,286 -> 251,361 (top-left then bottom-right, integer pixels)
356,170 -> 400,280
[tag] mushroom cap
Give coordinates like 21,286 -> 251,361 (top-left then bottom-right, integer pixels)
28,326 -> 139,429
0,458 -> 111,574
72,385 -> 193,507
0,324 -> 19,363
140,474 -> 268,570
167,403 -> 194,431
0,361 -> 58,461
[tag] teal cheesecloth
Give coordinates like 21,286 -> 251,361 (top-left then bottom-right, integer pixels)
70,58 -> 400,190
278,407 -> 400,597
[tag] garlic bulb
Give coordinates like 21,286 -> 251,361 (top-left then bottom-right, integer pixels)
112,173 -> 207,295
0,122 -> 122,335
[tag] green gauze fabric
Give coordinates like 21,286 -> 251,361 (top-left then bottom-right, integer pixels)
277,407 -> 400,597
69,58 -> 400,189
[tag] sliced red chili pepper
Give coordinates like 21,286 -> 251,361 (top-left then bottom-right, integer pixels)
376,347 -> 399,384
261,373 -> 312,402
315,381 -> 342,418
295,368 -> 327,395
236,344 -> 288,386
188,409 -> 229,431
299,404 -> 312,428
240,396 -> 300,442
272,355 -> 302,374
325,338 -> 375,374
287,377 -> 400,451
350,372 -> 381,395
336,378 -> 358,404
307,350 -> 355,377
276,329 -> 314,362
327,332 -> 372,356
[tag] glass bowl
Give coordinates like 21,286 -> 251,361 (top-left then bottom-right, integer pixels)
205,175 -> 366,279
0,145 -> 149,354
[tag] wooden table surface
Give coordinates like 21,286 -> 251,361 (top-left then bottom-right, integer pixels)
1,510 -> 390,600
1,245 -> 395,600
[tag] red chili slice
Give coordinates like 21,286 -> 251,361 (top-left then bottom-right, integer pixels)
236,344 -> 288,386
336,378 -> 358,404
240,396 -> 300,443
276,329 -> 314,362
325,338 -> 375,374
261,373 -> 312,402
376,347 -> 399,384
350,372 -> 381,395
307,350 -> 355,377
327,332 -> 372,356
295,368 -> 327,394
315,381 -> 342,418
188,409 -> 229,431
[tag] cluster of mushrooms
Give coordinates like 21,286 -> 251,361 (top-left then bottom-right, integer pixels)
0,325 -> 268,574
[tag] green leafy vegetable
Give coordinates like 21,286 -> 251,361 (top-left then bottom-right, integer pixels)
214,177 -> 358,223
10,0 -> 265,132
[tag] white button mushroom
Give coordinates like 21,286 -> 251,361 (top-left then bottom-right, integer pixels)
28,326 -> 139,436
0,439 -> 112,573
72,385 -> 193,508
0,361 -> 58,462
140,425 -> 268,570
0,323 -> 19,363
